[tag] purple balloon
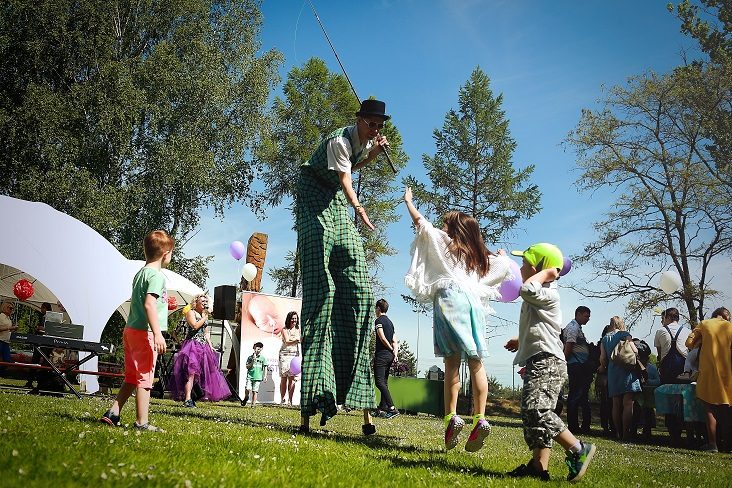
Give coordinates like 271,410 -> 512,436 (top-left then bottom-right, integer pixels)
229,241 -> 245,260
560,257 -> 572,277
499,260 -> 523,302
289,356 -> 302,376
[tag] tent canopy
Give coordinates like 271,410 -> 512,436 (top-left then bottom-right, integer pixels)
0,263 -> 204,323
0,195 -> 205,391
0,264 -> 62,311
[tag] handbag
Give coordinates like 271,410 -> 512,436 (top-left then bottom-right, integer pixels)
610,338 -> 638,370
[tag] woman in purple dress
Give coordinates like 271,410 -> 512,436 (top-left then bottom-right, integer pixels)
170,295 -> 230,406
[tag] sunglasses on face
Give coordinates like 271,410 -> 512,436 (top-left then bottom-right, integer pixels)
360,118 -> 385,130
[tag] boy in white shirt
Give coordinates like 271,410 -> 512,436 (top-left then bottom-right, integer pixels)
505,243 -> 596,482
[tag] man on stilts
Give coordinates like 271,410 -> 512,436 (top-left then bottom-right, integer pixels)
296,99 -> 390,435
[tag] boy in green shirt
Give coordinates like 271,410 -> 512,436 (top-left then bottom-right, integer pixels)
100,230 -> 173,432
244,342 -> 268,408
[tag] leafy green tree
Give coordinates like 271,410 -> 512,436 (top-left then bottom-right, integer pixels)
669,1 -> 732,189
671,0 -> 732,64
255,57 -> 407,296
367,328 -> 418,377
0,0 -> 282,273
269,251 -> 302,298
0,0 -> 281,348
566,70 -> 732,326
406,67 -> 540,243
391,340 -> 418,377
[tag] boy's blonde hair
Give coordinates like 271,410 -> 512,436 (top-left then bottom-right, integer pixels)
144,230 -> 174,261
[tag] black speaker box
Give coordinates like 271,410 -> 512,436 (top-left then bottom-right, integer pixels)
213,285 -> 236,321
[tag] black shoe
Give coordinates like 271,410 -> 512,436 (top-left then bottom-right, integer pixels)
242,393 -> 248,406
297,424 -> 310,434
508,460 -> 550,481
183,399 -> 195,408
100,410 -> 120,427
383,408 -> 400,420
362,423 -> 376,436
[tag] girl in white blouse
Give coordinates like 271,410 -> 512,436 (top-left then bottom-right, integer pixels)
403,187 -> 512,453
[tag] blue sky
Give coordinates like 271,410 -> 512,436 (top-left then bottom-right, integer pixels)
187,1 -> 726,386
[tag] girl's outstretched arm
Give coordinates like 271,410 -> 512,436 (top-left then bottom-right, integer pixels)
403,187 -> 423,226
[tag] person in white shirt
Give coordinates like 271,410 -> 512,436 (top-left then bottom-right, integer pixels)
404,187 -> 512,453
296,99 -> 390,436
654,307 -> 691,446
0,301 -> 19,364
653,307 -> 690,384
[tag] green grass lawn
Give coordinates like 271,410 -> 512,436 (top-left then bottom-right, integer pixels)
0,390 -> 730,487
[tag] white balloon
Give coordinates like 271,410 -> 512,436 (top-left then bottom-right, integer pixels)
242,263 -> 257,282
659,270 -> 682,294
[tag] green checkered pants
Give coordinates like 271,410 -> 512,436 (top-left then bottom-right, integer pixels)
296,175 -> 375,422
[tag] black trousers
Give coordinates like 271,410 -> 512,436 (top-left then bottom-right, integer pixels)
374,351 -> 395,410
567,362 -> 593,432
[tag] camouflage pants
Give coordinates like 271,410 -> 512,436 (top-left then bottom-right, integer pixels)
521,352 -> 567,449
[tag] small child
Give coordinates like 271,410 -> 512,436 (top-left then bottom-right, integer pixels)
504,243 -> 596,482
635,340 -> 659,439
244,342 -> 268,408
100,230 -> 173,432
403,187 -> 512,452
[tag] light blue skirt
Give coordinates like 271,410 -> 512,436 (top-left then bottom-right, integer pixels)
433,284 -> 488,359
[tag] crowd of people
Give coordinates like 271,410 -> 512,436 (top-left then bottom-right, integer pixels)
558,304 -> 731,454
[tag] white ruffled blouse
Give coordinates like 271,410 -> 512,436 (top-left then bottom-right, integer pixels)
404,218 -> 513,315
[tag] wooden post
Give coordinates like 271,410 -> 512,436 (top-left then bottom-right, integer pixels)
240,232 -> 268,292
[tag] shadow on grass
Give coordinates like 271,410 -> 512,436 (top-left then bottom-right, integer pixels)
385,454 -> 508,478
51,405 -> 434,453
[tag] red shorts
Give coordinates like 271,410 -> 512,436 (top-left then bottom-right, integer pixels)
123,327 -> 157,389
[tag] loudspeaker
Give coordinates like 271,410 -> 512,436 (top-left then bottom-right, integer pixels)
213,285 -> 236,321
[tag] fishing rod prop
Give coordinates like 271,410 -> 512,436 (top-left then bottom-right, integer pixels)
307,0 -> 398,174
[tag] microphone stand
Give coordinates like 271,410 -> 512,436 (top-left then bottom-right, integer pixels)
215,318 -> 244,405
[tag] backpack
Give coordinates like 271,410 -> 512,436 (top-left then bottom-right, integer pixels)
610,337 -> 638,370
586,341 -> 601,372
660,325 -> 686,384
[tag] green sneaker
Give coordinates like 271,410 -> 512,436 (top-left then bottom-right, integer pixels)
565,442 -> 596,482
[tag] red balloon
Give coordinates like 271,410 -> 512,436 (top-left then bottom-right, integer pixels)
167,295 -> 178,311
13,279 -> 34,301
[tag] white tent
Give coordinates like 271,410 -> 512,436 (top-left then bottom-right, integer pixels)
0,195 -> 204,392
116,264 -> 204,322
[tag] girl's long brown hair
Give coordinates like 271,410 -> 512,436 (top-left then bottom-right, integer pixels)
443,211 -> 490,278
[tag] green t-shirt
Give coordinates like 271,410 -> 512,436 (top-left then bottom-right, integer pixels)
246,353 -> 268,381
127,266 -> 168,332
